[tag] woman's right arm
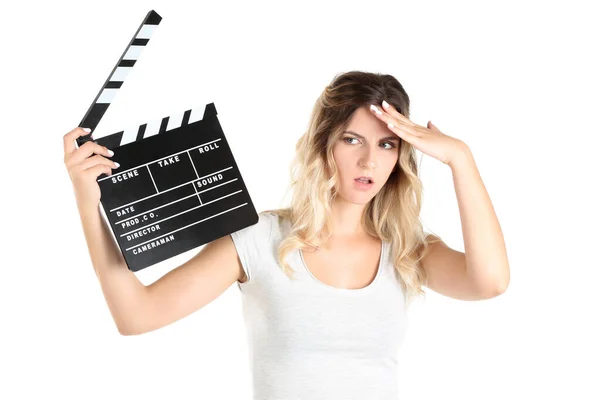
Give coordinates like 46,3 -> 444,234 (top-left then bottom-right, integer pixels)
65,127 -> 246,336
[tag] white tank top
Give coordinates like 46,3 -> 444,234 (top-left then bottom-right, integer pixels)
230,211 -> 408,400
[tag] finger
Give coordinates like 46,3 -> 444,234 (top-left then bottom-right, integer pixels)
76,154 -> 119,172
369,104 -> 404,126
63,127 -> 92,156
386,122 -> 421,146
380,100 -> 418,127
67,141 -> 113,168
370,104 -> 420,136
427,121 -> 440,131
86,164 -> 114,180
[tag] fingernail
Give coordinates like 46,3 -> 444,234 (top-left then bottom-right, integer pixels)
114,162 -> 120,168
82,127 -> 91,133
370,104 -> 382,115
108,149 -> 114,156
382,100 -> 390,109
388,122 -> 395,129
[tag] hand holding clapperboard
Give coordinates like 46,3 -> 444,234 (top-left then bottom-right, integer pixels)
72,10 -> 259,272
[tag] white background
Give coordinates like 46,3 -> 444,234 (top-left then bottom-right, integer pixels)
2,0 -> 598,399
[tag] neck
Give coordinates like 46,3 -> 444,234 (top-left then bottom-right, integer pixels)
329,196 -> 368,238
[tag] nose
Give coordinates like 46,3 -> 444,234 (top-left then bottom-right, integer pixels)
361,160 -> 377,169
358,148 -> 378,170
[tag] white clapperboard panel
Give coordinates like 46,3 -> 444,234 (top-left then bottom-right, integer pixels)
75,10 -> 259,272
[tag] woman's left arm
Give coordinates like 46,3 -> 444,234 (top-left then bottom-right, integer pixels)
370,101 -> 510,299
447,143 -> 510,294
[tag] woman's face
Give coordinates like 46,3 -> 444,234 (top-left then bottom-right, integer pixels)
332,105 -> 401,204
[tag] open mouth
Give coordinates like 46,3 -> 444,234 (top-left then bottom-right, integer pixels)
354,178 -> 374,189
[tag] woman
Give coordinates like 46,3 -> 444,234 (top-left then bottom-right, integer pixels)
63,70 -> 510,399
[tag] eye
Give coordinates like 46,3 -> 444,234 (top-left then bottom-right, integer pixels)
343,137 -> 397,150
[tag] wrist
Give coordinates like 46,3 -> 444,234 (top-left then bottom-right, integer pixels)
77,203 -> 101,221
448,141 -> 473,169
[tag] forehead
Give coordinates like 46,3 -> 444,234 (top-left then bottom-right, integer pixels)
344,105 -> 399,140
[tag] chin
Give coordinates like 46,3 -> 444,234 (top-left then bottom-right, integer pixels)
337,188 -> 377,205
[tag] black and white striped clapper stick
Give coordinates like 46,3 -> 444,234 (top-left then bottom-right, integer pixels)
75,10 -> 259,272
76,10 -> 162,148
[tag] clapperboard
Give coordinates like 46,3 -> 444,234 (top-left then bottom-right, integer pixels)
75,10 -> 258,272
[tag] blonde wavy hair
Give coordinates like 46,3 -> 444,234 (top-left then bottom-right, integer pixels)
263,70 -> 440,306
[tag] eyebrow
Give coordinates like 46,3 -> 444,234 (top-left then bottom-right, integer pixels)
342,130 -> 401,142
